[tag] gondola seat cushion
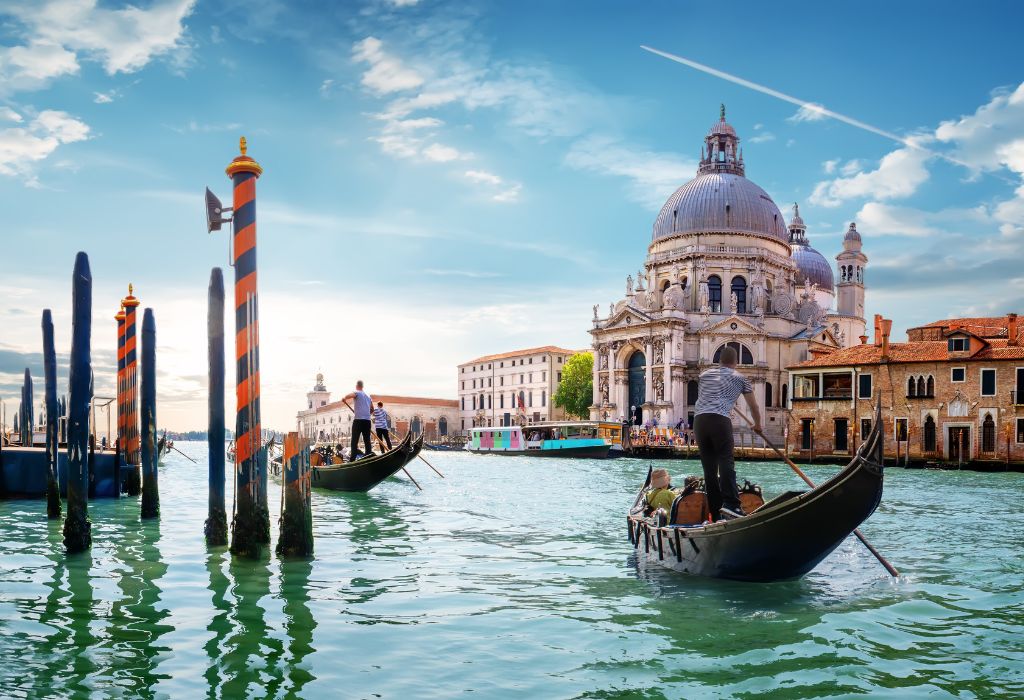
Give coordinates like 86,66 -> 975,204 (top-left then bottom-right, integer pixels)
671,491 -> 708,525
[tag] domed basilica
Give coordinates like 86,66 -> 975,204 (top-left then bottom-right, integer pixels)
589,107 -> 868,441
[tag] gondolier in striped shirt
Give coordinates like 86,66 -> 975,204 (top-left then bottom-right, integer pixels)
373,401 -> 392,451
694,346 -> 762,520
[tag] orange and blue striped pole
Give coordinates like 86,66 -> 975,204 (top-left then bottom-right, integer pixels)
121,284 -> 142,495
115,305 -> 126,470
226,136 -> 268,557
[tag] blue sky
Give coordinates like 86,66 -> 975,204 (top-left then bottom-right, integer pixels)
2,0 -> 1024,430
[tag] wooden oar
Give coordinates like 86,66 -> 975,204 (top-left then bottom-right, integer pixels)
170,443 -> 197,464
342,400 -> 422,491
389,429 -> 445,478
734,410 -> 900,578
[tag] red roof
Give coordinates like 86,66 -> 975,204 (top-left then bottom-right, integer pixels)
914,315 -> 1015,339
461,345 -> 581,365
319,394 -> 457,412
791,338 -> 1024,369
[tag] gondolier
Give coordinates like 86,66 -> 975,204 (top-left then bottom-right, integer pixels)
373,401 -> 392,450
694,346 -> 762,520
343,380 -> 374,462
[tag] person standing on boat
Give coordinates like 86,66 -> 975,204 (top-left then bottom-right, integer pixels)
343,380 -> 374,461
694,346 -> 762,519
373,401 -> 392,451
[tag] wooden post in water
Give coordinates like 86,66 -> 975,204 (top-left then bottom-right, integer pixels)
121,285 -> 141,495
21,368 -> 33,446
63,252 -> 92,553
140,308 -> 159,518
115,304 -> 126,479
205,268 -> 228,546
42,310 -> 61,518
277,432 -> 313,558
226,137 -> 269,557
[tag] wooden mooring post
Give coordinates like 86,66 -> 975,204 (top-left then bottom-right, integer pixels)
277,432 -> 313,558
205,268 -> 228,546
42,310 -> 61,518
226,137 -> 270,558
122,285 -> 142,495
21,368 -> 33,446
63,252 -> 92,553
140,308 -> 159,518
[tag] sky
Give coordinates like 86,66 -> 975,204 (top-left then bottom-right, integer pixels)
2,0 -> 1024,431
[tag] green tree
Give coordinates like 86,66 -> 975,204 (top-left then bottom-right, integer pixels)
554,352 -> 593,419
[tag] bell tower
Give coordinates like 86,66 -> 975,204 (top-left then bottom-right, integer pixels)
698,104 -> 745,177
306,373 -> 330,411
836,222 -> 867,320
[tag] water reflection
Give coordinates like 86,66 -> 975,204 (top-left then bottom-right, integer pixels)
41,548 -> 96,696
280,559 -> 317,695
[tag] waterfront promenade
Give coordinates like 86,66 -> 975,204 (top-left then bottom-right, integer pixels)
0,443 -> 1020,697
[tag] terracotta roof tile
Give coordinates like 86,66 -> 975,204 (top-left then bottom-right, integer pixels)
461,345 -> 581,365
790,338 -> 1024,368
320,394 -> 457,412
915,315 -> 1015,338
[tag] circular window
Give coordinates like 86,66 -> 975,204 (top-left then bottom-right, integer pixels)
730,322 -> 738,330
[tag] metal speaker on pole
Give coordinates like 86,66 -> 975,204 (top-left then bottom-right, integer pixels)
205,187 -> 232,233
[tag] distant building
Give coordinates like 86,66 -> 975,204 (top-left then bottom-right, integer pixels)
457,346 -> 579,431
589,107 -> 868,442
297,374 -> 458,442
787,314 -> 1024,464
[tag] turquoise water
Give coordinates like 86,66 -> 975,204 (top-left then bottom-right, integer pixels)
1,442 -> 1022,699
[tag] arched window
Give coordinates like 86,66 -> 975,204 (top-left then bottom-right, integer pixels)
765,279 -> 774,313
439,416 -> 448,436
907,377 -> 916,397
708,275 -> 722,312
765,382 -> 773,408
923,415 -> 936,452
687,380 -> 699,406
781,383 -> 788,406
731,276 -> 747,313
411,416 -> 422,436
917,376 -> 926,397
713,341 -> 754,365
982,413 -> 995,452
926,375 -> 934,397
472,395 -> 477,410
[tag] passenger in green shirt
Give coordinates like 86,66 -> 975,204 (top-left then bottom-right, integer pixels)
645,468 -> 678,514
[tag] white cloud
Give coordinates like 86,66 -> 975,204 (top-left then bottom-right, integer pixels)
564,136 -> 696,210
352,36 -> 424,95
93,89 -> 117,104
822,158 -> 839,174
492,184 -> 521,203
809,146 -> 931,207
2,0 -> 196,87
424,268 -> 502,278
0,109 -> 90,180
788,103 -> 828,122
839,159 -> 864,176
319,78 -> 334,97
390,0 -> 421,5
748,131 -> 775,144
422,142 -> 468,162
935,82 -> 1024,175
0,107 -> 23,123
464,169 -> 502,185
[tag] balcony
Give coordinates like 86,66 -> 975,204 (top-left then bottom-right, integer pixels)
906,393 -> 936,400
792,392 -> 852,402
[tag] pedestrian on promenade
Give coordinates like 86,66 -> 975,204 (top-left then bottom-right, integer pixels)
693,346 -> 762,520
343,380 -> 374,461
373,401 -> 392,451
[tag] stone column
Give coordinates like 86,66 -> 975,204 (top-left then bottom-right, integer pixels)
591,345 -> 600,409
644,340 -> 653,406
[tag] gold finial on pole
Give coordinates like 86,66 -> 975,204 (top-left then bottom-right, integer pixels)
128,283 -> 134,295
720,103 -> 726,120
240,136 -> 247,156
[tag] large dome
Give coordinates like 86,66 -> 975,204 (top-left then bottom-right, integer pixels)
652,172 -> 790,243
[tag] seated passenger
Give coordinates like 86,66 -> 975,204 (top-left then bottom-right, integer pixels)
645,468 -> 677,515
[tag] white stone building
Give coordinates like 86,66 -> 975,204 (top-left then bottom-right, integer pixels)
457,346 -> 579,431
589,107 -> 868,442
296,374 -> 458,442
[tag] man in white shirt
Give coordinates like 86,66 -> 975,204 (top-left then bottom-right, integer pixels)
694,346 -> 762,520
343,380 -> 374,461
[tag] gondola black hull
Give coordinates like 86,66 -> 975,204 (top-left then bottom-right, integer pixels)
310,433 -> 422,492
628,405 -> 885,582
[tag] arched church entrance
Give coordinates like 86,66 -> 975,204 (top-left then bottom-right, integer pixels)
628,350 -> 646,425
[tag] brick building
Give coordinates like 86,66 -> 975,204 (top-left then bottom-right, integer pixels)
787,314 -> 1024,465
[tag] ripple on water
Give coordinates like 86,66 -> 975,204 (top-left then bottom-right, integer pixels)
0,445 -> 1022,698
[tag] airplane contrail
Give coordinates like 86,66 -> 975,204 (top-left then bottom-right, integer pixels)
639,45 -> 944,158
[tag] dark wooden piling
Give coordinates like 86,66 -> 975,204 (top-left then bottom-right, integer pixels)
63,252 -> 92,553
42,310 -> 61,518
59,395 -> 67,444
227,138 -> 269,558
21,368 -> 33,446
205,268 -> 228,546
276,432 -> 313,558
140,308 -> 159,518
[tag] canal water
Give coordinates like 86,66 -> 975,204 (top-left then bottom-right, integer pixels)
1,443 -> 1021,698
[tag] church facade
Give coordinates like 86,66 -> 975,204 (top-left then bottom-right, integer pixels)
589,107 -> 868,442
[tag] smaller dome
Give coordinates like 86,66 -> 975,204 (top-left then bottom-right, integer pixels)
791,242 -> 834,293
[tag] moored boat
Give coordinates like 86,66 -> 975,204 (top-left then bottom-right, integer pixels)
627,403 -> 885,582
466,423 -> 611,458
310,432 -> 422,492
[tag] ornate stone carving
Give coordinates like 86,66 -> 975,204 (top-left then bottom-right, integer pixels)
750,259 -> 765,314
771,291 -> 794,316
592,304 -> 599,321
599,376 -> 609,404
730,291 -> 738,315
653,374 -> 665,401
626,274 -> 633,296
654,339 -> 665,365
698,271 -> 709,314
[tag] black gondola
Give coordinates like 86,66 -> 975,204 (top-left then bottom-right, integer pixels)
310,432 -> 423,492
627,402 -> 885,582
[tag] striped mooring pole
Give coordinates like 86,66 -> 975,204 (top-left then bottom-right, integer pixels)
277,432 -> 313,558
205,267 -> 228,546
140,308 -> 159,518
63,251 -> 92,553
42,310 -> 61,519
121,285 -> 141,495
115,304 -> 126,475
226,136 -> 270,558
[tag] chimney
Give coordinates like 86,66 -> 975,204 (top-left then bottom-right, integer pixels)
873,314 -> 884,347
880,318 -> 893,360
1008,313 -> 1019,347
859,334 -> 869,345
